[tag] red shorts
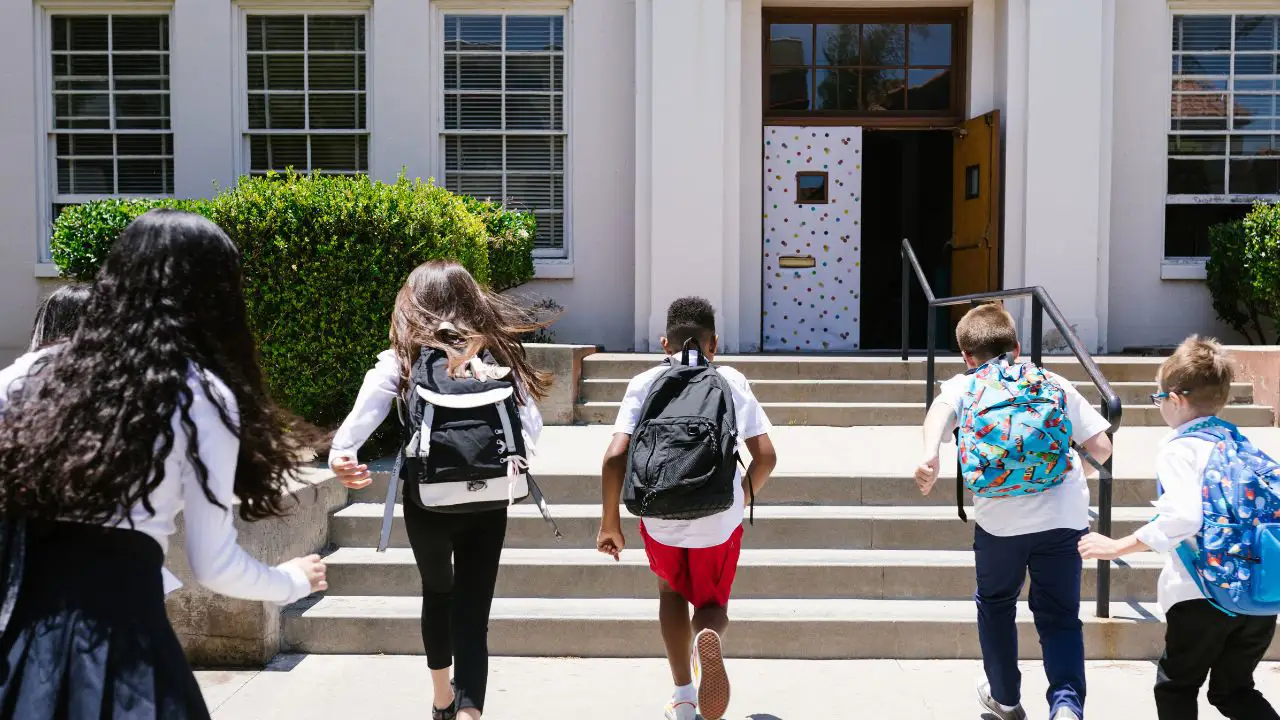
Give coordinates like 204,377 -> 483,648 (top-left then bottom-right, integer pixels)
640,522 -> 743,609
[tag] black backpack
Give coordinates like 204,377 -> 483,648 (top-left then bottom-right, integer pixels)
376,348 -> 558,551
623,345 -> 753,522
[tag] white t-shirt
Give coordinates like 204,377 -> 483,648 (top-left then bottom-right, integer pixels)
614,357 -> 772,549
936,366 -> 1112,537
1134,419 -> 1218,614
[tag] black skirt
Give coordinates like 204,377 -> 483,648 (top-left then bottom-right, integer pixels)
0,521 -> 210,720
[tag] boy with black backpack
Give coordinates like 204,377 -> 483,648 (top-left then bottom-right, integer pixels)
598,297 -> 777,720
1081,336 -> 1280,720
914,302 -> 1113,720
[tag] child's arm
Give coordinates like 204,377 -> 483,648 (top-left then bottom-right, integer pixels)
329,350 -> 400,489
1080,439 -> 1202,561
744,433 -> 777,496
598,433 -> 630,561
916,401 -> 958,495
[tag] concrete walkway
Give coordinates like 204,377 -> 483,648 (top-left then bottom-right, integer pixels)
198,655 -> 1280,719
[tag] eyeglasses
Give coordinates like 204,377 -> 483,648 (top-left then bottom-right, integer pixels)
1150,389 -> 1191,407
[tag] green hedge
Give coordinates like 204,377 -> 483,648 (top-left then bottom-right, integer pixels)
49,173 -> 537,427
1206,201 -> 1280,345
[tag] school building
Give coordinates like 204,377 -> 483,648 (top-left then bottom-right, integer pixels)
0,1 -> 1276,362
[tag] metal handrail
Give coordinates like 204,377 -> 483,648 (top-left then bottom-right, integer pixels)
900,238 -> 1123,618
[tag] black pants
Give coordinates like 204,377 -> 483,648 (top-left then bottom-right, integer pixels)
403,502 -> 508,714
1155,599 -> 1279,720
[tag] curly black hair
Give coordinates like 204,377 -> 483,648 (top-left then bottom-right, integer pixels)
665,296 -> 717,350
0,209 -> 310,524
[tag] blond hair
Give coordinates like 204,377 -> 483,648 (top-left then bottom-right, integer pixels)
955,302 -> 1019,362
1159,335 -> 1234,415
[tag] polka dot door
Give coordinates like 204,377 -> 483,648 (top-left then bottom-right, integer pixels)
762,127 -> 863,352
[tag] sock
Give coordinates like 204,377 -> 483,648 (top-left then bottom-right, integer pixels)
998,701 -> 1019,712
673,683 -> 696,704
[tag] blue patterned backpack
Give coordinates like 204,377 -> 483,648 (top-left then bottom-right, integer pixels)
1171,419 -> 1280,616
957,358 -> 1074,513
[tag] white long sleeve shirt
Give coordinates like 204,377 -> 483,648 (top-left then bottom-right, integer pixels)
0,350 -> 312,605
1133,417 -> 1218,614
329,349 -> 543,466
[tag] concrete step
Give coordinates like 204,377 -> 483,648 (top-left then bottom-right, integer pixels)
574,401 -> 1274,427
581,354 -> 1172,383
348,470 -> 1161,507
580,378 -> 1254,406
322,546 -> 1165,602
329,504 -> 1152,551
282,597 -> 1201,660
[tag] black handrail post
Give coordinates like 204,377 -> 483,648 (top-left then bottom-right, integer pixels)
901,245 -> 910,361
1097,432 -> 1115,619
926,307 -> 936,408
1030,293 -> 1043,366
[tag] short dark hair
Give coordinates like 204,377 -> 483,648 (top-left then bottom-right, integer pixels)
666,296 -> 716,350
29,283 -> 91,352
955,302 -> 1019,362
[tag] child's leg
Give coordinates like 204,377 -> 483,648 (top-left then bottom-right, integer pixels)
1205,614 -> 1279,719
686,527 -> 742,720
404,502 -> 460,711
1155,600 -> 1230,720
974,525 -> 1033,708
449,508 -> 508,719
1026,528 -> 1087,717
658,580 -> 695,686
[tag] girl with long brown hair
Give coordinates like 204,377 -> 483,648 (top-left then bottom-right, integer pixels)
330,261 -> 550,720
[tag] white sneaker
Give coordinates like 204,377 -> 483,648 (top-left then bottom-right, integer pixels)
663,699 -> 697,720
975,680 -> 1027,720
1052,708 -> 1081,720
694,629 -> 731,720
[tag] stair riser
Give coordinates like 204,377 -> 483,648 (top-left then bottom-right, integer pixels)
582,358 -> 1170,383
580,380 -> 1253,406
574,404 -> 1273,427
329,515 -> 1147,551
324,561 -> 1159,601
349,474 -> 1160,507
284,616 -> 1238,660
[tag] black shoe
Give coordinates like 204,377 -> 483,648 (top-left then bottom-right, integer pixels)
432,701 -> 457,720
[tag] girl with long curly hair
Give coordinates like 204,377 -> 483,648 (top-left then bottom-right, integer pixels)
329,260 -> 551,720
0,209 -> 327,719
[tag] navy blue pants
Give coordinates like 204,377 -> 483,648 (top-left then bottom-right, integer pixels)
975,525 -> 1087,718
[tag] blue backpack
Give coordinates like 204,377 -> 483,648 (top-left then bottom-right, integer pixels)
957,359 -> 1074,507
1171,419 -> 1280,616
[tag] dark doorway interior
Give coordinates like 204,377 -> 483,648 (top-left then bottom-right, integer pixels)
859,129 -> 954,351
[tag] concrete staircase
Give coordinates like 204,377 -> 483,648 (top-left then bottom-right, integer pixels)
281,356 -> 1280,661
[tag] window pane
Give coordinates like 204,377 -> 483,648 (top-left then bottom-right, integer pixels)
1165,204 -> 1251,257
266,95 -> 305,129
58,134 -> 113,156
58,17 -> 108,52
909,24 -> 951,66
770,24 -> 812,66
447,135 -> 503,171
815,69 -> 857,112
534,212 -> 562,250
117,158 -> 168,193
507,16 -> 560,52
1236,16 -> 1279,51
1174,16 -> 1231,52
268,135 -> 308,170
862,68 -> 905,111
862,24 -> 906,66
769,68 -> 811,111
1231,158 -> 1280,193
507,175 -> 554,208
309,94 -> 360,129
117,134 -> 169,156
456,174 -> 504,200
113,16 -> 168,52
265,55 -> 305,91
309,55 -> 361,90
447,95 -> 502,130
310,135 -> 361,172
908,68 -> 950,110
449,16 -> 501,52
1179,54 -> 1230,76
62,54 -> 109,79
113,54 -> 166,78
506,136 -> 556,171
308,16 -> 363,52
506,55 -> 554,91
816,24 -> 859,66
1231,134 -> 1280,155
507,96 -> 554,130
1168,158 -> 1225,194
59,158 -> 114,194
446,55 -> 501,90
256,16 -> 304,51
1169,134 -> 1227,155
116,94 -> 167,120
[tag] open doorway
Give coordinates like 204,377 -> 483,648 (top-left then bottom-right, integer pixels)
860,129 -> 954,350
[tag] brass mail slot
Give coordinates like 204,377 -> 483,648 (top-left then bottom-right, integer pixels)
779,254 -> 816,269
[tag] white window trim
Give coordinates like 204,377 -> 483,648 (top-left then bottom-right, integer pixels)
430,2 -> 574,265
231,3 -> 373,179
1163,9 -> 1280,264
34,3 -> 176,267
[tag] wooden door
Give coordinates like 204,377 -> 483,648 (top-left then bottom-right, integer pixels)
951,110 -> 1001,309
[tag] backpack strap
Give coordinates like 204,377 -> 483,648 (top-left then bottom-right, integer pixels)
495,399 -> 561,538
955,428 -> 967,522
378,451 -> 402,553
737,453 -> 754,526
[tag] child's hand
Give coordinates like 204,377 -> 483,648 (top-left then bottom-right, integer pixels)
597,525 -> 625,561
286,554 -> 328,593
914,455 -> 940,495
331,453 -> 372,490
1078,532 -> 1124,561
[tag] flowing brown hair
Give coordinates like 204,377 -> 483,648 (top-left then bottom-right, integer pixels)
390,261 -> 552,403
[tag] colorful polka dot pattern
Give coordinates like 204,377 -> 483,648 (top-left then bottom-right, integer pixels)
761,127 -> 863,352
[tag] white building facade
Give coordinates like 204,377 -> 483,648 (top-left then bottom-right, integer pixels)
1,0 -> 1277,361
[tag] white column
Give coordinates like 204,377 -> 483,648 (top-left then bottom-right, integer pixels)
737,0 -> 763,352
369,0 -> 433,183
171,0 -> 237,197
634,0 -> 739,351
1020,0 -> 1114,353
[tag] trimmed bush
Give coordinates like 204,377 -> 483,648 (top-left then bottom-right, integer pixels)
1206,201 -> 1280,345
48,173 -> 538,426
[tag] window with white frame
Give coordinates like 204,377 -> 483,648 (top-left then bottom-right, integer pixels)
244,14 -> 368,175
441,13 -> 567,256
1168,13 -> 1280,257
49,14 -> 173,236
